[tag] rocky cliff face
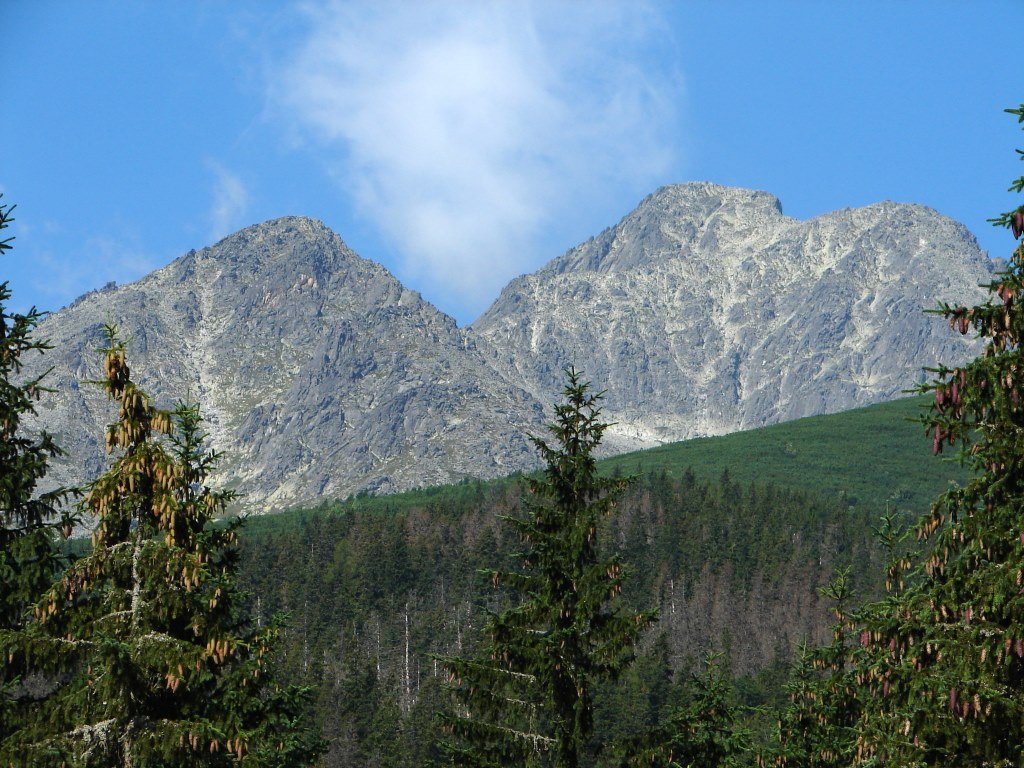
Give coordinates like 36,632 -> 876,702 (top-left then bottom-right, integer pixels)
472,183 -> 991,451
26,184 -> 994,512
25,217 -> 542,512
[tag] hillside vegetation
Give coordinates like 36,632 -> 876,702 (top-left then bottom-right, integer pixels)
246,394 -> 964,542
604,395 -> 968,514
235,395 -> 962,766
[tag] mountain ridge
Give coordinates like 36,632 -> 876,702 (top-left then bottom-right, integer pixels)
472,181 -> 989,448
26,216 -> 544,511
25,183 -> 992,512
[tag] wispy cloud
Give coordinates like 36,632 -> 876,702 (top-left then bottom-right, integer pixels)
207,160 -> 250,242
270,1 -> 683,319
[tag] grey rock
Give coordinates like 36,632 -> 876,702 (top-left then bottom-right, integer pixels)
472,183 -> 991,451
25,184 -> 995,514
25,217 -> 543,513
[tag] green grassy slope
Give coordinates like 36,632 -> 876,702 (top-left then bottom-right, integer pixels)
604,396 -> 968,515
244,395 -> 968,540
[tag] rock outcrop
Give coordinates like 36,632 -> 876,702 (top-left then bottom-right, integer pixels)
26,217 -> 542,511
473,183 -> 990,451
26,184 -> 993,512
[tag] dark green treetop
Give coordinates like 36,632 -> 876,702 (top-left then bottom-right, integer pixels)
611,652 -> 748,768
849,102 -> 1024,766
439,367 -> 656,768
0,196 -> 76,753
759,569 -> 861,768
0,329 -> 323,767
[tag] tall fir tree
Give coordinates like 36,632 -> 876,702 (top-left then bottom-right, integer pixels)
848,102 -> 1024,766
439,367 -> 655,768
0,197 -> 76,751
0,329 -> 323,767
612,652 -> 748,768
759,569 -> 861,768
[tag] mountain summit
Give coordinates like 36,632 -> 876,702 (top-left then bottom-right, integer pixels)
27,187 -> 992,511
27,216 -> 542,511
472,182 -> 990,449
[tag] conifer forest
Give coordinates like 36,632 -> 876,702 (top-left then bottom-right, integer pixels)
4,105 -> 1024,767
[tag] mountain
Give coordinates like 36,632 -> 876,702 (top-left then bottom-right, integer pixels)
233,395 -> 966,763
25,217 -> 542,511
473,182 -> 990,450
26,184 -> 993,512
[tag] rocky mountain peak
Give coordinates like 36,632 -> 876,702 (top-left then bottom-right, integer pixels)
222,213 -> 329,237
474,184 -> 991,450
544,182 -> 786,277
639,181 -> 785,219
24,216 -> 544,514
25,184 -> 997,515
185,215 -> 362,285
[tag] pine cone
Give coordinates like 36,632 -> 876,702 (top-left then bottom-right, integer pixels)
1012,209 -> 1024,239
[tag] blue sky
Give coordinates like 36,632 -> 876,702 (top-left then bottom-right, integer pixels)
3,2 -> 1019,326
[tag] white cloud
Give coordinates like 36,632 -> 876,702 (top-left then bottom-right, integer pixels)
207,160 -> 250,242
271,0 -> 682,319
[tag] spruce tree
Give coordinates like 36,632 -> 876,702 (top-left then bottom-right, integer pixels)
0,197 -> 75,750
613,653 -> 748,768
0,329 -> 323,767
439,367 -> 655,768
849,103 -> 1024,766
760,570 -> 860,768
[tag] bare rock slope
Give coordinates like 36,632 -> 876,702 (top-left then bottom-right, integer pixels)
28,184 -> 993,512
472,183 -> 991,451
26,217 -> 542,511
